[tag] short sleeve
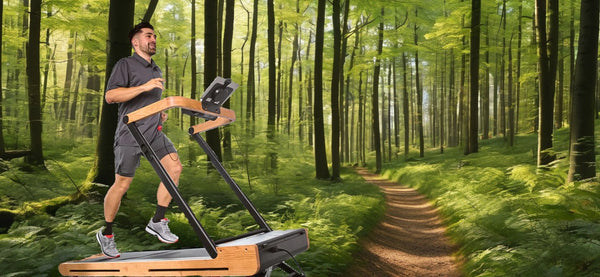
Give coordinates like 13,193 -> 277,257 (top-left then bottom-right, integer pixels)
106,58 -> 129,92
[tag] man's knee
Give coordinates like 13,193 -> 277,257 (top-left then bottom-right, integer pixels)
172,161 -> 183,176
111,175 -> 133,194
162,155 -> 183,178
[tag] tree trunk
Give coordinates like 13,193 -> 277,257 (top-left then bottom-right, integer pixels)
508,37 -> 515,146
247,0 -> 259,124
217,0 -> 224,77
340,0 -> 350,164
276,20 -> 283,130
387,62 -> 393,159
190,0 -> 197,126
567,0 -> 598,182
142,0 -> 158,22
287,28 -> 297,136
555,54 -> 564,129
393,57 -> 400,156
313,0 -> 330,179
330,0 -> 341,180
358,71 -> 365,165
288,1 -> 299,137
372,8 -> 384,173
536,0 -> 559,166
25,0 -> 44,166
402,52 -> 409,158
307,31 -> 313,147
70,65 -> 83,122
516,0 -> 523,132
41,9 -> 52,113
482,13 -> 490,140
60,31 -> 75,121
83,65 -> 101,138
88,0 -> 134,186
205,0 -> 222,162
414,10 -> 424,158
440,51 -> 445,153
296,0 -> 304,141
239,1 -> 250,116
0,0 -> 5,155
266,0 -> 277,170
466,0 -> 480,154
569,1 -> 575,124
222,0 -> 235,161
500,1 -> 507,137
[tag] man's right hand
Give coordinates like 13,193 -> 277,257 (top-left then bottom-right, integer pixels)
144,78 -> 165,91
105,78 -> 165,104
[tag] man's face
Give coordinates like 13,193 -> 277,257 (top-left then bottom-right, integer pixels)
132,28 -> 157,56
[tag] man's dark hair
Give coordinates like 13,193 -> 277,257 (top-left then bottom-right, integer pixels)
128,22 -> 154,42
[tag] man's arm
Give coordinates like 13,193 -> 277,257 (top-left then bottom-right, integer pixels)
105,78 -> 165,104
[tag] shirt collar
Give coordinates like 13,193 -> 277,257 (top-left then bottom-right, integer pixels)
132,52 -> 156,68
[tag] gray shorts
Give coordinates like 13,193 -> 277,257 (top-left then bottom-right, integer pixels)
114,133 -> 177,177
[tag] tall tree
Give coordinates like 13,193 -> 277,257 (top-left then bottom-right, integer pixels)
535,0 -> 559,166
567,0 -> 598,182
205,0 -> 221,161
508,36 -> 515,146
313,0 -> 330,179
266,0 -> 277,169
466,0 -> 480,154
340,0 -> 350,164
25,0 -> 44,165
330,0 -> 341,180
246,0 -> 259,123
481,13 -> 490,140
190,0 -> 197,126
287,1 -> 300,135
142,0 -> 159,22
402,52 -> 410,158
0,0 -> 5,155
372,7 -> 384,173
88,0 -> 134,186
414,9 -> 424,158
222,0 -> 235,161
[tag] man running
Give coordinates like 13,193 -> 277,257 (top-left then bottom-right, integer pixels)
96,22 -> 182,258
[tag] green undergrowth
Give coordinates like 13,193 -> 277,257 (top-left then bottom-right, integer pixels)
0,132 -> 385,277
380,125 -> 600,276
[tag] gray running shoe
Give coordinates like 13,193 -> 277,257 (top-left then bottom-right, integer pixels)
145,218 -> 179,243
95,228 -> 120,258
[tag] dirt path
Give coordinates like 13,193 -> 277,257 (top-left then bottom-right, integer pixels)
343,168 -> 462,277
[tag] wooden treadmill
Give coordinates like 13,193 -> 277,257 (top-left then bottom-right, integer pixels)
59,77 -> 309,276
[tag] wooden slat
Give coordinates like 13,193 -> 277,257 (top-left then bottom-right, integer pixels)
124,96 -> 236,133
58,245 -> 260,276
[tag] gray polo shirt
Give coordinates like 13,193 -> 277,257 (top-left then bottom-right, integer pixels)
106,52 -> 163,146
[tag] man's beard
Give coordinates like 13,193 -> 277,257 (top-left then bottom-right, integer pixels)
142,43 -> 156,56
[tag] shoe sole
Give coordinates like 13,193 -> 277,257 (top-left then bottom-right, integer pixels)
96,232 -> 121,258
145,226 -> 179,244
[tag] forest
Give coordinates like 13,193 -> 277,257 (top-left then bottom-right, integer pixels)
1,0 -> 600,276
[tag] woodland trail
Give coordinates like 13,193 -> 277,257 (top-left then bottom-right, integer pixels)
343,168 -> 462,277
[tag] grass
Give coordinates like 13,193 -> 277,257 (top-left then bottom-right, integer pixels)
380,125 -> 600,276
0,132 -> 385,277
3,119 -> 599,276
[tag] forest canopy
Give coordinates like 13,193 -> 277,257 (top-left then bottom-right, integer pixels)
0,0 -> 596,181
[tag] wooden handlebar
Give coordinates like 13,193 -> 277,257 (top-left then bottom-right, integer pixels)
124,96 -> 235,134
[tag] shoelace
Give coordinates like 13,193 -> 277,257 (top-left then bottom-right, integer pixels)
160,219 -> 172,232
104,235 -> 117,249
